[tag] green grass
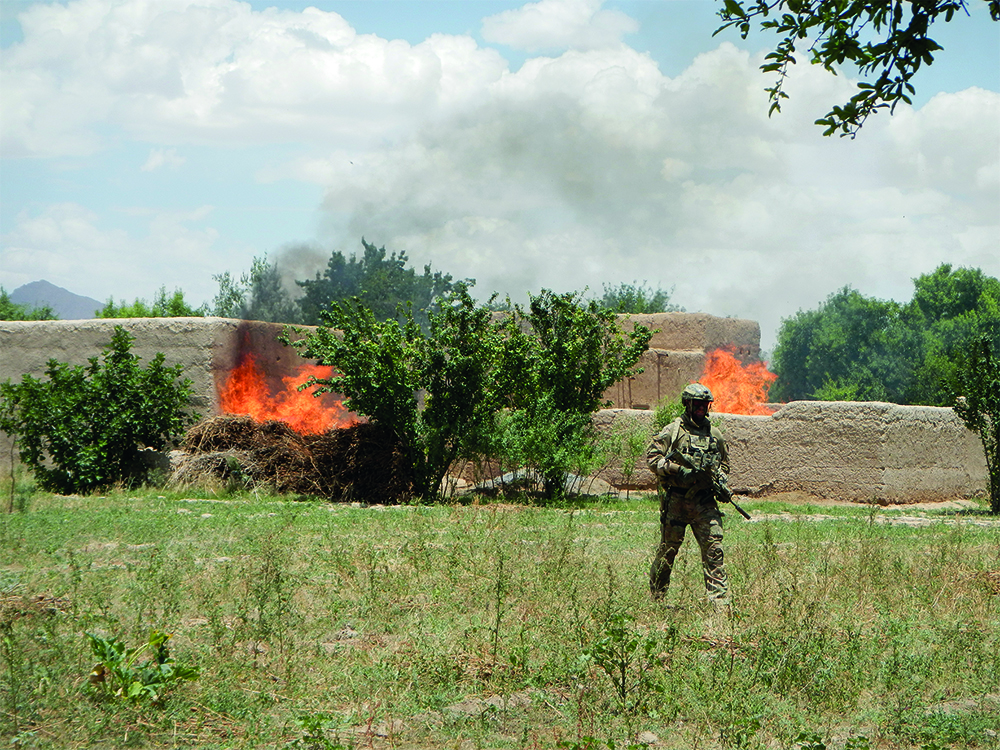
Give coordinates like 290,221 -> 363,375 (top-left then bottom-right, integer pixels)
1,488 -> 998,749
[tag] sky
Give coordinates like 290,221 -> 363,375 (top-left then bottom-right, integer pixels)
1,0 -> 998,353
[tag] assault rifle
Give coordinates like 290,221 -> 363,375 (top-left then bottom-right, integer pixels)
666,448 -> 752,521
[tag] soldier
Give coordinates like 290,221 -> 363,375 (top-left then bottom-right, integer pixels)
647,383 -> 730,604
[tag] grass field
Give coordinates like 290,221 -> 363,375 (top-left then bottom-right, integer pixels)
1,487 -> 998,749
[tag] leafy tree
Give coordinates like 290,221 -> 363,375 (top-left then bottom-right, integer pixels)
287,284 -> 502,499
288,287 -> 651,501
97,286 -> 207,318
212,256 -> 300,323
716,0 -> 1000,136
296,238 -> 457,327
771,265 -> 1000,405
598,281 -> 684,314
0,327 -> 197,493
0,287 -> 57,320
497,290 -> 653,498
950,335 -> 1000,513
770,287 -> 903,402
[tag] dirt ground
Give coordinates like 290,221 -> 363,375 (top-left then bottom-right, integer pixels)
749,490 -> 985,511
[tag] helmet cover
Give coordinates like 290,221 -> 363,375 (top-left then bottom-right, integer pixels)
681,383 -> 714,403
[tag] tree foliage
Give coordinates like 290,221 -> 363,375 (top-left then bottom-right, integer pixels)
212,256 -> 301,323
289,288 -> 651,501
597,281 -> 683,314
0,327 -> 197,493
950,335 -> 1000,513
287,285 -> 501,499
98,286 -> 207,318
0,287 -> 57,321
495,290 -> 653,497
716,0 -> 1000,136
296,238 -> 458,327
771,265 -> 1000,405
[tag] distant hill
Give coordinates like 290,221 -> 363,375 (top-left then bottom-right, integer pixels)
9,280 -> 102,320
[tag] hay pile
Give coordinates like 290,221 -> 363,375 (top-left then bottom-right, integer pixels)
172,414 -> 413,502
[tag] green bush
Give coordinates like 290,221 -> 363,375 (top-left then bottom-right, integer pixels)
0,326 -> 197,493
496,290 -> 652,498
951,335 -> 1000,513
288,284 -> 502,499
0,287 -> 56,321
652,396 -> 683,433
597,280 -> 682,314
289,287 -> 651,501
97,285 -> 207,318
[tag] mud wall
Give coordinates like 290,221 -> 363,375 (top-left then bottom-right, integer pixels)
4,318 -> 986,504
0,317 -> 313,412
595,402 -> 989,503
616,312 -> 760,355
603,312 -> 761,409
0,318 -> 324,458
1,312 -> 758,414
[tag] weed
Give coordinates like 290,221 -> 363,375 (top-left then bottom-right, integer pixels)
719,712 -> 762,750
586,613 -> 661,714
600,414 -> 650,500
284,713 -> 352,750
233,530 -> 302,659
556,736 -> 648,750
793,730 -> 826,750
86,628 -> 199,704
489,545 -> 511,666
1,623 -> 25,734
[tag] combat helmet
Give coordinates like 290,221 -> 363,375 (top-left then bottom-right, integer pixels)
681,383 -> 714,404
681,383 -> 714,422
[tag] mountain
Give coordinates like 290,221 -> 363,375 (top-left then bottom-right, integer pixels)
9,280 -> 102,320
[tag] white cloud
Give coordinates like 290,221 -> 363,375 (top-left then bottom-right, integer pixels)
140,147 -> 186,171
1,0 -> 508,157
481,0 -> 638,52
883,87 -> 1000,203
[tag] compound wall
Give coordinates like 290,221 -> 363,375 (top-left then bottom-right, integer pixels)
0,317 -> 312,413
602,312 -> 761,409
595,402 -> 989,503
0,318 -> 322,458
3,318 -> 987,503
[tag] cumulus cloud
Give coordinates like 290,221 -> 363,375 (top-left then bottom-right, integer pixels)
311,42 -> 998,349
481,0 -> 638,51
1,0 -> 508,157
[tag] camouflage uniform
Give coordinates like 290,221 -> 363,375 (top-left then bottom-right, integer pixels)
647,409 -> 730,601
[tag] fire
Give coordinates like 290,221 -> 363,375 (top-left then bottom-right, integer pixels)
700,347 -> 777,416
219,353 -> 358,434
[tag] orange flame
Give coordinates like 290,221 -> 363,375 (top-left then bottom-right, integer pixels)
219,353 -> 358,434
700,347 -> 777,416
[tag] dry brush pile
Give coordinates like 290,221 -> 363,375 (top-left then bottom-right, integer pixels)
170,414 -> 413,502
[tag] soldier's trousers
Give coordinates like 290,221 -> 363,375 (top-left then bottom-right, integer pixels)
650,489 -> 728,601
